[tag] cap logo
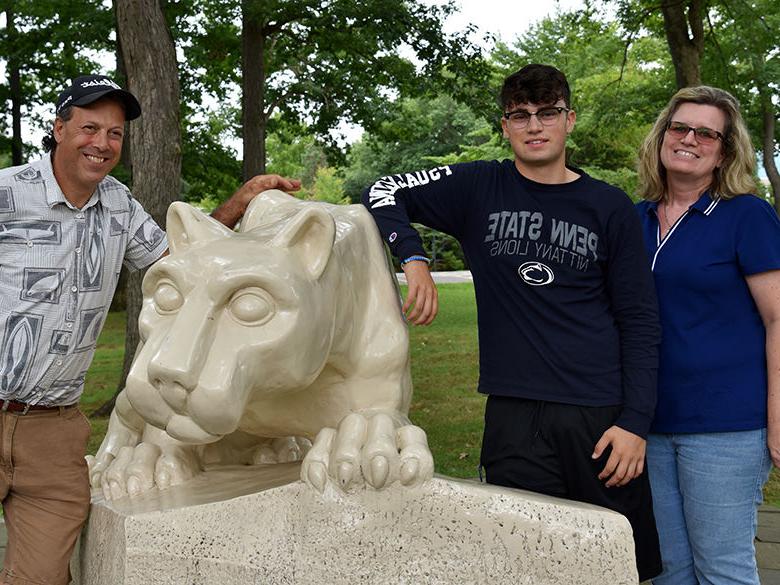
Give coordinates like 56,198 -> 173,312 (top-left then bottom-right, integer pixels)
58,95 -> 73,111
80,79 -> 121,90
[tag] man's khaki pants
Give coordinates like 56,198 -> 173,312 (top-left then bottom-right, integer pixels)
0,407 -> 91,585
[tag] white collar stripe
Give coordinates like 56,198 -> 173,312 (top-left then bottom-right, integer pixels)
704,198 -> 720,216
651,210 -> 689,271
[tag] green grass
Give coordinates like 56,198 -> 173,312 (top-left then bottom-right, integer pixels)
83,283 -> 780,506
81,311 -> 125,455
406,284 -> 484,478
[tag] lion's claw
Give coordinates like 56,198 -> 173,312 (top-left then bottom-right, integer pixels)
307,461 -> 327,493
400,458 -> 420,485
338,461 -> 356,488
369,455 -> 389,488
301,412 -> 433,492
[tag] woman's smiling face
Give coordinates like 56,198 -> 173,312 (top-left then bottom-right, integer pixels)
660,102 -> 726,186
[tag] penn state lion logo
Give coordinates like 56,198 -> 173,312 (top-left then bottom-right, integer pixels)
518,261 -> 554,286
88,191 -> 433,498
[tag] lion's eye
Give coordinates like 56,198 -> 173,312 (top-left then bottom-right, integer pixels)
153,282 -> 183,314
229,288 -> 274,325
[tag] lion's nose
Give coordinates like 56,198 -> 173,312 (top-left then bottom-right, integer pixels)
148,301 -> 215,391
156,381 -> 189,413
148,343 -> 206,391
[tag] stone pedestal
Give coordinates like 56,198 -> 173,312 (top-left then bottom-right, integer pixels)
75,463 -> 637,585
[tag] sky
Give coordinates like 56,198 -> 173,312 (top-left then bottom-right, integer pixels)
442,0 -> 587,48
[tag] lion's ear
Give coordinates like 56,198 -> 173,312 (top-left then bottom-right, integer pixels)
166,202 -> 234,254
273,206 -> 335,280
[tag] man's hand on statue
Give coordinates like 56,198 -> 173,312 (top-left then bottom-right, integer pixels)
402,260 -> 438,325
211,174 -> 302,229
592,425 -> 646,488
232,174 -> 302,207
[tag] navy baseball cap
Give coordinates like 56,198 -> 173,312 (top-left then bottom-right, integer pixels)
56,75 -> 142,120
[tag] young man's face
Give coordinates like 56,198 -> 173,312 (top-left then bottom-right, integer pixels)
53,98 -> 126,199
501,100 -> 575,172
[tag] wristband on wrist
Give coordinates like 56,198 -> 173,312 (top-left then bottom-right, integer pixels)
400,255 -> 431,267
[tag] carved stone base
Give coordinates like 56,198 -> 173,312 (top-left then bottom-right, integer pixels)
74,463 -> 637,584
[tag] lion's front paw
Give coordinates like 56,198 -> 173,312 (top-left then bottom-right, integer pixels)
95,442 -> 201,500
301,413 -> 433,493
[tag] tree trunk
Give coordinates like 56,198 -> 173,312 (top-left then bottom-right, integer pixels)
660,0 -> 704,89
759,92 -> 780,212
114,0 -> 132,177
115,0 -> 179,230
7,6 -> 23,165
106,0 -> 131,319
241,0 -> 266,180
746,53 -> 780,212
95,0 -> 181,417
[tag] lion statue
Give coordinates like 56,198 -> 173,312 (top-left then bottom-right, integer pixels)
88,190 -> 433,500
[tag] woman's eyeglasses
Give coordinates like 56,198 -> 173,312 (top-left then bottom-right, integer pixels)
666,121 -> 724,144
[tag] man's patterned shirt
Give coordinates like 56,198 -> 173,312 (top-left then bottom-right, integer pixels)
0,155 -> 167,405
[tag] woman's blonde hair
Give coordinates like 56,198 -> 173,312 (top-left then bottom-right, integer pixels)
637,86 -> 756,201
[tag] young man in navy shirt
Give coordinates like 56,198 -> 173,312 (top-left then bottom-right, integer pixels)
362,64 -> 662,581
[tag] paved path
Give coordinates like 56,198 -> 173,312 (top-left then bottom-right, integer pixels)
0,505 -> 777,582
759,505 -> 780,584
395,269 -> 473,284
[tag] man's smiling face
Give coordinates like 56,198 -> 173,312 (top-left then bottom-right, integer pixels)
501,100 -> 575,173
53,98 -> 125,203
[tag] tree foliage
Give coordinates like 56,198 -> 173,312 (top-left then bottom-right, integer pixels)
181,109 -> 243,206
343,94 -> 492,201
0,0 -> 113,161
610,0 -> 780,205
698,0 -> 780,205
3,1 -> 776,214
174,0 -> 490,179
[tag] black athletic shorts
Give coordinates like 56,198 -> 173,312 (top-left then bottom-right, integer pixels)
480,395 -> 662,582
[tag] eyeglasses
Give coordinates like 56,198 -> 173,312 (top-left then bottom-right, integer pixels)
503,106 -> 569,129
666,121 -> 724,144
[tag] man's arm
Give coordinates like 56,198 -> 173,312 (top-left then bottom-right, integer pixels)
593,199 -> 661,487
746,270 -> 780,468
152,174 -> 301,261
361,164 -> 470,326
128,174 -> 301,268
210,174 -> 301,229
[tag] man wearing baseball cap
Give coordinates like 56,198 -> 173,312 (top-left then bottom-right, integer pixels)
0,74 -> 300,584
55,74 -> 143,120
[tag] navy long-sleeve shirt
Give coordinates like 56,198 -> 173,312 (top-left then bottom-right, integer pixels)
362,159 -> 661,437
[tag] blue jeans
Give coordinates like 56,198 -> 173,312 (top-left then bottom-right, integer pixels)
647,430 -> 772,585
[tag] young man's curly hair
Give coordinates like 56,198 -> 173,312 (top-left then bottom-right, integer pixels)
500,64 -> 571,111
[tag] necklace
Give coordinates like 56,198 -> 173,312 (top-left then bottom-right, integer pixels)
660,200 -> 679,239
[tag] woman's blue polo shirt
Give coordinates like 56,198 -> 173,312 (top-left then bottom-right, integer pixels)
637,193 -> 780,433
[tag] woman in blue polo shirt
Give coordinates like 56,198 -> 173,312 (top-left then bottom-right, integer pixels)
636,86 -> 780,585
